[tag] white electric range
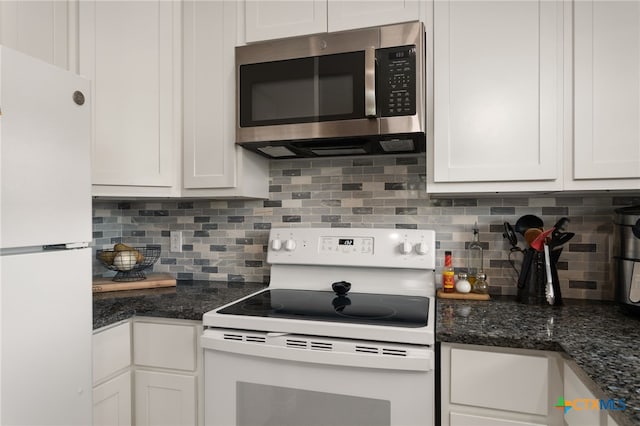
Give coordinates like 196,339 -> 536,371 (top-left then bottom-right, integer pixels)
202,228 -> 436,426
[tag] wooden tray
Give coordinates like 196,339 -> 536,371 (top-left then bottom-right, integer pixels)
92,272 -> 176,293
437,289 -> 490,300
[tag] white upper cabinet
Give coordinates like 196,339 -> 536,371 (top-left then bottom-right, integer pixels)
79,0 -> 181,197
245,0 -> 327,42
182,0 -> 269,198
0,1 -> 71,70
430,0 -> 564,193
327,0 -> 420,32
568,0 -> 640,190
244,0 -> 422,43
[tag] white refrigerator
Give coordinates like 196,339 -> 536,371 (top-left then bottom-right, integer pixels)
0,46 -> 92,425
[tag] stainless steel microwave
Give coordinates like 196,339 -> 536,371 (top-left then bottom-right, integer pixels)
235,21 -> 425,159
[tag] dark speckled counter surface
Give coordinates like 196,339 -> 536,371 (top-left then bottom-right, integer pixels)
437,297 -> 640,426
93,280 -> 266,330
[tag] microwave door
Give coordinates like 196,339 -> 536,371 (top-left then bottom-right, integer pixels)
237,50 -> 379,143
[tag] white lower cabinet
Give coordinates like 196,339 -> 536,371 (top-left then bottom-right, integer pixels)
133,318 -> 203,426
563,360 -> 622,426
93,318 -> 203,426
92,321 -> 133,426
93,371 -> 133,426
135,370 -> 197,426
440,343 -> 563,426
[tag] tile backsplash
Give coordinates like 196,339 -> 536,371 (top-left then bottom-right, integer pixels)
92,155 -> 638,300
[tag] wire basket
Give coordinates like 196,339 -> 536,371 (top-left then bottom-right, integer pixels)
96,246 -> 161,282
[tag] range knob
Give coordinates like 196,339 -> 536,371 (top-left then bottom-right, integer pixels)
270,239 -> 282,251
284,239 -> 297,251
416,242 -> 430,255
400,241 -> 413,255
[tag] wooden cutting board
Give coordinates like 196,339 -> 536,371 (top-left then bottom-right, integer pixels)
437,289 -> 490,301
92,273 -> 176,293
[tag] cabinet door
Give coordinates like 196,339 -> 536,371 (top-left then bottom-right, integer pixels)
0,1 -> 70,70
432,0 -> 563,189
135,370 -> 197,426
564,364 -> 606,426
245,0 -> 327,42
79,0 -> 179,191
182,0 -> 269,198
327,0 -> 420,32
573,0 -> 640,182
183,0 -> 236,189
93,371 -> 132,426
93,321 -> 131,385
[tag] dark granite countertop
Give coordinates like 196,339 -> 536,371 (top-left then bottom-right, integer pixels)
437,297 -> 640,426
93,280 -> 266,330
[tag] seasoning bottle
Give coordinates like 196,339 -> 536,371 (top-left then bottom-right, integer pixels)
467,223 -> 483,285
472,272 -> 489,294
442,251 -> 455,293
455,272 -> 471,294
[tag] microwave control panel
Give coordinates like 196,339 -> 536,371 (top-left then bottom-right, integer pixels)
376,45 -> 417,117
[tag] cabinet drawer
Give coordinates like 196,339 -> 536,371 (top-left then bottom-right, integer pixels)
450,348 -> 549,415
93,321 -> 131,385
133,322 -> 196,371
450,412 -> 545,426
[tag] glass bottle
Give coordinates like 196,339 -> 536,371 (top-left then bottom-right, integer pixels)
472,272 -> 489,294
467,223 -> 483,286
442,251 -> 455,293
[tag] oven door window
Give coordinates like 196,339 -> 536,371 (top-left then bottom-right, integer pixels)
239,52 -> 365,127
237,382 -> 390,426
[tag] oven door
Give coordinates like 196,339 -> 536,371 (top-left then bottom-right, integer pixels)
202,328 -> 434,426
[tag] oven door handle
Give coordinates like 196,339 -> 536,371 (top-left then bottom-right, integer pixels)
202,331 -> 433,372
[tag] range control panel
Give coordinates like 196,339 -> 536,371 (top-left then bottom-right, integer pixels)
267,228 -> 436,269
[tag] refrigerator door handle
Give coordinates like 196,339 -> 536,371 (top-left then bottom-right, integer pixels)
43,242 -> 90,250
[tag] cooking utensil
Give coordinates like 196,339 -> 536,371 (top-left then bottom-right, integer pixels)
524,228 -> 542,247
530,227 -> 555,251
549,231 -> 574,249
515,214 -> 544,236
552,217 -> 570,235
503,221 -> 519,250
543,244 -> 554,305
550,248 -> 563,305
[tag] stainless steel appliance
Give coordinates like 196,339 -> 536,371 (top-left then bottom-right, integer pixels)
614,206 -> 640,313
202,228 -> 436,425
235,22 -> 426,158
0,46 -> 92,424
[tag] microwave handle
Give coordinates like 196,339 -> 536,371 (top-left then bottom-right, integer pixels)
364,47 -> 376,118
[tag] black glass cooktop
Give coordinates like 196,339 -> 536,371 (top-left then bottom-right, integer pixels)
217,289 -> 429,328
